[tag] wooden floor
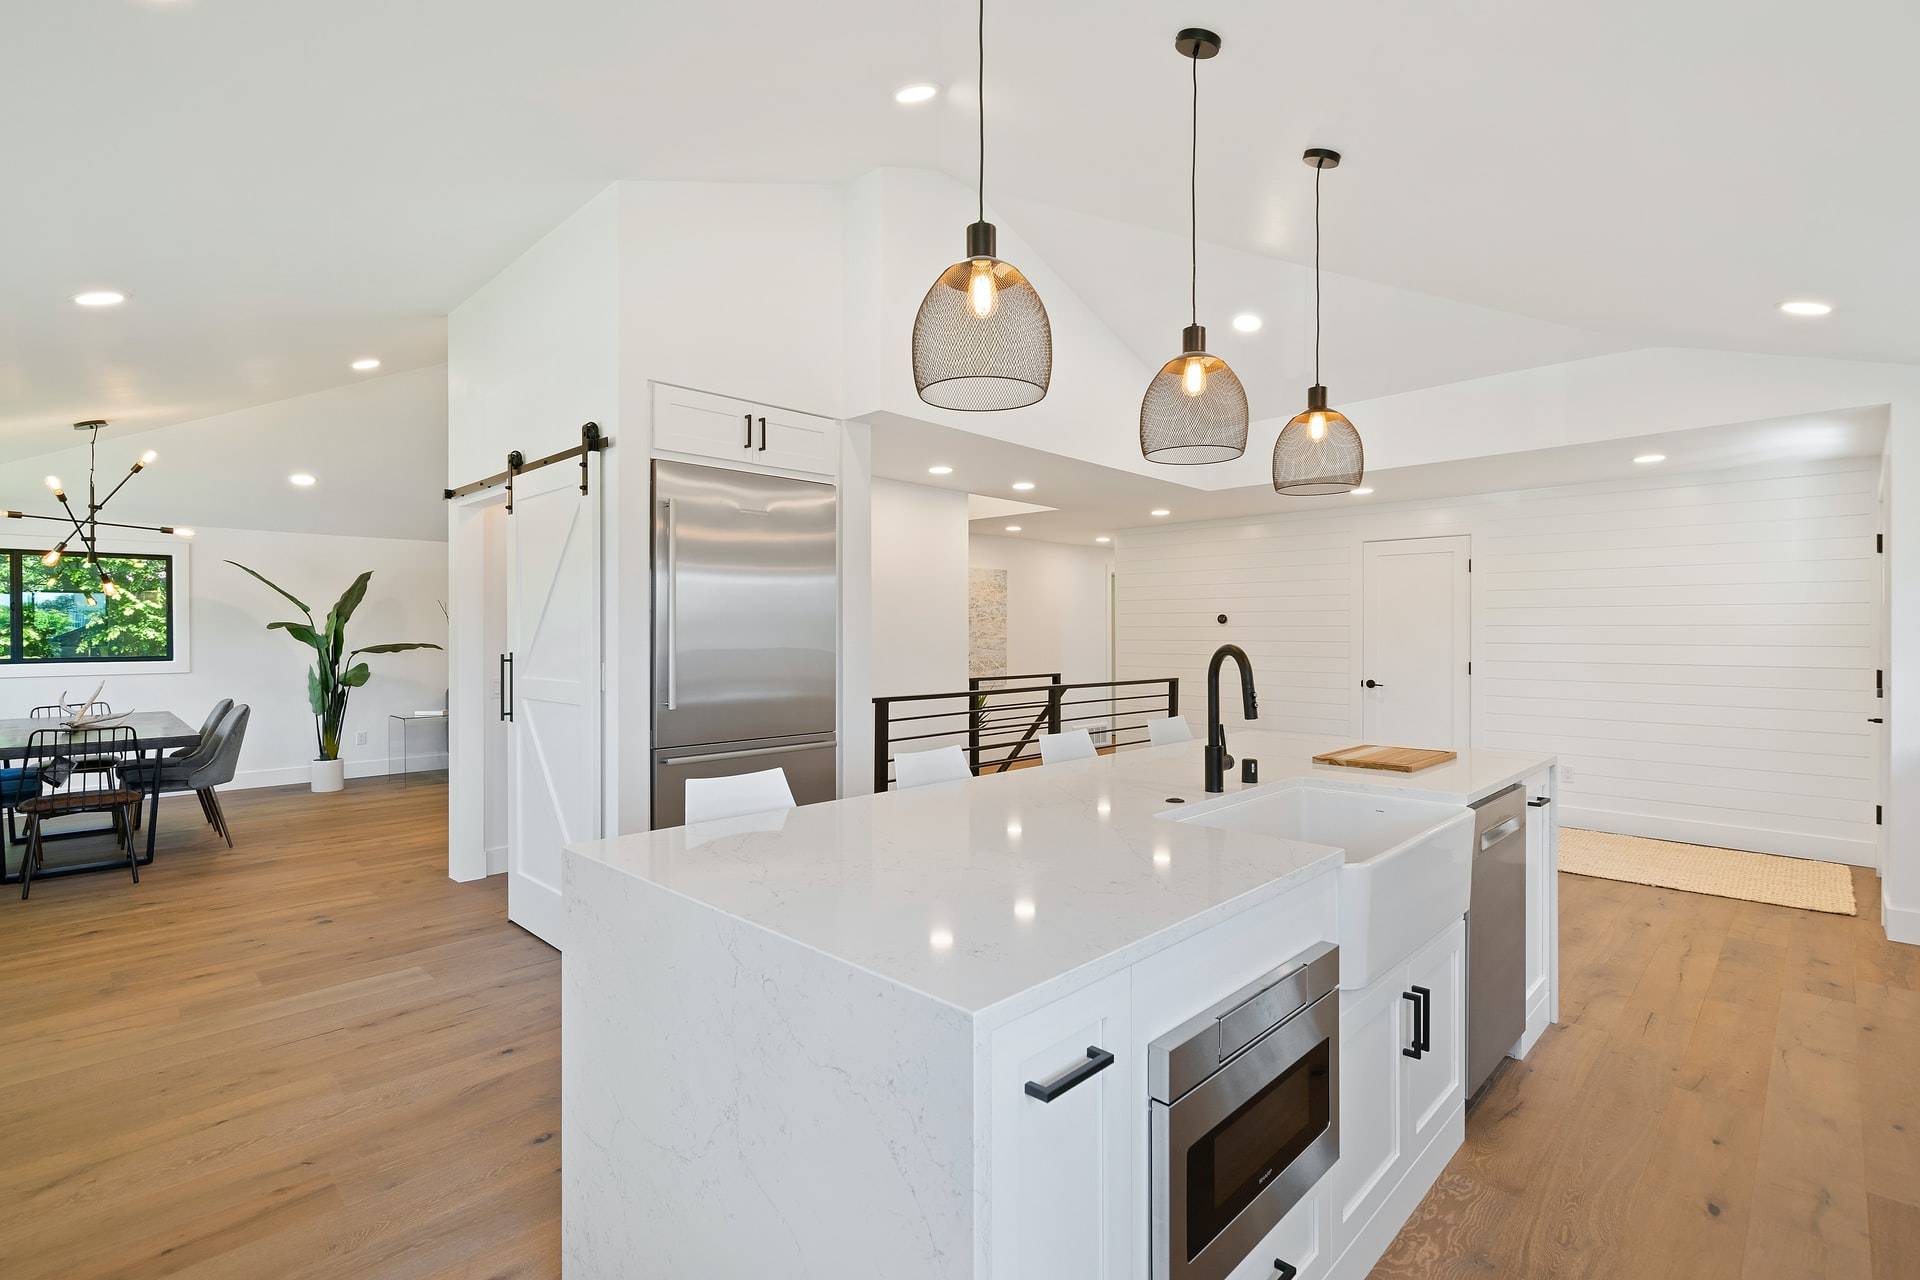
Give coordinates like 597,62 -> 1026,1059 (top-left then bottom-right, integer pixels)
4,782 -> 1917,1277
0,779 -> 559,1279
1374,863 -> 1920,1280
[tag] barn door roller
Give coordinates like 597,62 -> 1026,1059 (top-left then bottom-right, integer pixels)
443,422 -> 607,511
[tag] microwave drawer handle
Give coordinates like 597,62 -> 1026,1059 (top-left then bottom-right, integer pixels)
1024,1046 -> 1115,1103
1479,815 -> 1523,850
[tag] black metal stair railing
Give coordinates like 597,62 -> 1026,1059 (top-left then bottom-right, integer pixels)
872,675 -> 1180,791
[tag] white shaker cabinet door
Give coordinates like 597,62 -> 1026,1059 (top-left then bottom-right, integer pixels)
652,384 -> 839,478
1328,966 -> 1408,1253
988,970 -> 1134,1280
1402,918 -> 1466,1150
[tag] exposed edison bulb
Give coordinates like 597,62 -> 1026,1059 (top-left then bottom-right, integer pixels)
966,259 -> 998,320
140,449 -> 158,466
42,547 -> 62,567
1181,356 -> 1208,397
83,592 -> 96,606
45,475 -> 63,494
102,580 -> 121,598
173,527 -> 195,539
1308,411 -> 1328,443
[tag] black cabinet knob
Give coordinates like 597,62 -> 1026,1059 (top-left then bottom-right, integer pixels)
1362,679 -> 1384,689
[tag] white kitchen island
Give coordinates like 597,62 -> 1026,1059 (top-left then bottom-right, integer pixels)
563,732 -> 1556,1280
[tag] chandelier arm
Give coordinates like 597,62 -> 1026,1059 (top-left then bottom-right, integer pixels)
53,491 -> 104,566
94,462 -> 146,511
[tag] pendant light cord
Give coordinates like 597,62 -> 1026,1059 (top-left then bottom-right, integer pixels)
1189,49 -> 1199,327
977,0 -> 985,225
1313,161 -> 1322,385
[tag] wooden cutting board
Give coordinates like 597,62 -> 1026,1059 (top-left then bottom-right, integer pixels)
1311,744 -> 1458,773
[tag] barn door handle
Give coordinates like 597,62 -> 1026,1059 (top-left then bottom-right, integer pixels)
499,653 -> 513,722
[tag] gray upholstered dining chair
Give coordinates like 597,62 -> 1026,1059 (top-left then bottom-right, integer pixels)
118,704 -> 251,848
170,699 -> 233,760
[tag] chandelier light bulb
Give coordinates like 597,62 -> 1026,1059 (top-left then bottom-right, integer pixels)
141,449 -> 158,465
45,475 -> 63,495
173,527 -> 195,538
1308,411 -> 1328,442
103,580 -> 121,598
42,546 -> 63,567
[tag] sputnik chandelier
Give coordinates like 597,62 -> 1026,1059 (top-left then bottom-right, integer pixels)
2,419 -> 193,598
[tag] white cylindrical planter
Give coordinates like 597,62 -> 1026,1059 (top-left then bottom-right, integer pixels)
310,758 -> 346,793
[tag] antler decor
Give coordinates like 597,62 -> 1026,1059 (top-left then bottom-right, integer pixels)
228,562 -> 442,762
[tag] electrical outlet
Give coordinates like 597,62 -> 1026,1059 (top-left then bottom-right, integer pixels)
354,730 -> 369,747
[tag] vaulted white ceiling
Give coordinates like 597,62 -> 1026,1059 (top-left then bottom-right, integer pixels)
5,0 -> 1913,453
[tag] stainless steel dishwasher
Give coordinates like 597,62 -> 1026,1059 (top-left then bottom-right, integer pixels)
1466,783 -> 1527,1101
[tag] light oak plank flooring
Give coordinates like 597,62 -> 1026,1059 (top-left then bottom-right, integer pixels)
6,783 -> 1916,1277
1374,865 -> 1920,1280
0,778 -> 558,1280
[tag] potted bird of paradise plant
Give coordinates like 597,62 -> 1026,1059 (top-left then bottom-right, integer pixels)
230,562 -> 443,792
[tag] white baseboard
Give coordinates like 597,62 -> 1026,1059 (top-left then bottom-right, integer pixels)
485,843 -> 508,876
1558,804 -> 1876,868
228,752 -> 449,792
1885,895 -> 1920,947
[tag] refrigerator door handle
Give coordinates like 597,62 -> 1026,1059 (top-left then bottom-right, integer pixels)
662,499 -> 678,709
660,740 -> 830,766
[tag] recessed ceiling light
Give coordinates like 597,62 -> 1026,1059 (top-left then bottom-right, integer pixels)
894,83 -> 939,104
1779,300 -> 1832,317
927,464 -> 953,476
1004,525 -> 1022,532
1011,480 -> 1035,491
1231,312 -> 1263,333
289,472 -> 317,487
350,357 -> 381,371
1095,535 -> 1112,543
1633,454 -> 1666,465
72,290 -> 126,307
1348,487 -> 1374,496
1150,508 -> 1171,517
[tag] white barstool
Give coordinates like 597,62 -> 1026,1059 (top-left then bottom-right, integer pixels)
893,745 -> 972,789
1147,715 -> 1194,746
1039,729 -> 1097,765
684,767 -> 796,824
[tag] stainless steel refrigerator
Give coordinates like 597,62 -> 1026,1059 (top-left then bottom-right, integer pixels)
651,459 -> 838,828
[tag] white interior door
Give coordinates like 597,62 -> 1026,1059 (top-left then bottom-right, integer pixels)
1361,536 -> 1471,749
507,461 -> 602,948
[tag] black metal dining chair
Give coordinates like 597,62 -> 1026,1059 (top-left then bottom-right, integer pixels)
16,726 -> 148,900
28,701 -> 112,719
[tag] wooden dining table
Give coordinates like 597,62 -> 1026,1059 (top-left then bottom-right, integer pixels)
0,711 -> 199,883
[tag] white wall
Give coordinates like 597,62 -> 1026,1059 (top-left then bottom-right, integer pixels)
2,526 -> 447,788
1115,459 -> 1885,866
870,479 -> 969,699
967,534 -> 1112,684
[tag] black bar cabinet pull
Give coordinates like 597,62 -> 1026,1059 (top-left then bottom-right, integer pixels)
743,413 -> 753,448
499,653 -> 513,722
1527,796 -> 1550,808
757,415 -> 768,451
1273,1261 -> 1298,1280
1024,1046 -> 1115,1103
1401,991 -> 1423,1059
1413,984 -> 1433,1052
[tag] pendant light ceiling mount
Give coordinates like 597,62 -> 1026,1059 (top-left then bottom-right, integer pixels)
910,0 -> 1052,412
1139,24 -> 1248,466
1272,144 -> 1365,496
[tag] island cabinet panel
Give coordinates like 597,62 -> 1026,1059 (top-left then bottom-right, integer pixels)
1324,917 -> 1467,1278
987,970 -> 1135,1280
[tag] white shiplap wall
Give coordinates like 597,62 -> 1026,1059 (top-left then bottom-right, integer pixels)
1114,459 -> 1883,865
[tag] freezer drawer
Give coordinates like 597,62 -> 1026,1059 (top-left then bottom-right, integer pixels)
652,459 -> 838,750
651,736 -> 838,830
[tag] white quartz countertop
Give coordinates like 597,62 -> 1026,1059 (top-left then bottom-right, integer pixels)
568,732 -> 1554,1017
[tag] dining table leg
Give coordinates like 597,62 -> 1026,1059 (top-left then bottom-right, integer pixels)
144,745 -> 162,862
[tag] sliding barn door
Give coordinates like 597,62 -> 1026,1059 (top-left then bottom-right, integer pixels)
507,461 -> 602,948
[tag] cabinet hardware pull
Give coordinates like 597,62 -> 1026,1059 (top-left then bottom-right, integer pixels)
743,413 -> 753,448
1413,984 -> 1433,1053
1527,797 -> 1550,807
758,416 -> 768,452
1362,678 -> 1384,689
1272,1261 -> 1298,1280
1402,991 -> 1423,1059
1024,1046 -> 1115,1103
1868,717 -> 1884,724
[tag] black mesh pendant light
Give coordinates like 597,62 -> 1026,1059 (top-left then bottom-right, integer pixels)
1273,148 -> 1365,494
911,0 -> 1051,411
1140,29 -> 1247,464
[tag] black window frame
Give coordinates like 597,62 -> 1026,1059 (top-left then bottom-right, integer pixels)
1,547 -> 177,666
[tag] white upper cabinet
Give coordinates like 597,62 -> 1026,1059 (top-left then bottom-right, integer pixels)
651,384 -> 839,478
